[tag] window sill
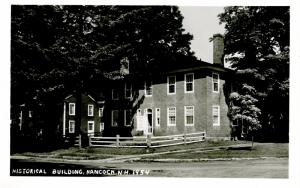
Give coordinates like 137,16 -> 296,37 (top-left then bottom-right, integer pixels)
167,124 -> 176,127
185,124 -> 194,126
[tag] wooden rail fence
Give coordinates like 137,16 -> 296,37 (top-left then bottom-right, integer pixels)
74,132 -> 206,148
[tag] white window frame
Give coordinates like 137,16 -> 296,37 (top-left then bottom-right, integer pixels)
68,120 -> 75,133
212,105 -> 220,126
155,108 -> 160,127
184,73 -> 194,93
111,110 -> 119,127
124,109 -> 132,127
212,73 -> 220,93
88,104 -> 94,117
99,107 -> 104,117
112,89 -> 119,100
100,122 -> 104,132
125,83 -> 132,99
87,121 -> 94,134
167,107 -> 176,126
69,103 -> 75,116
185,106 -> 194,126
28,110 -> 32,118
144,81 -> 153,97
167,76 -> 176,95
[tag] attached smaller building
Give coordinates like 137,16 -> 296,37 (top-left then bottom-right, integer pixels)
62,94 -> 104,137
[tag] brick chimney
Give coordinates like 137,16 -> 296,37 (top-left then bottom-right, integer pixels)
213,34 -> 224,66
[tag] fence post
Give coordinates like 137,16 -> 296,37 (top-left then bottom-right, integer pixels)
183,133 -> 186,145
78,134 -> 82,148
146,134 -> 151,152
116,134 -> 120,148
88,135 -> 92,147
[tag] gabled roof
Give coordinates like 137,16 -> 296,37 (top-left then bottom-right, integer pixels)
64,93 -> 105,104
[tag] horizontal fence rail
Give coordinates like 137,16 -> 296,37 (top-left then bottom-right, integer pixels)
75,132 -> 206,148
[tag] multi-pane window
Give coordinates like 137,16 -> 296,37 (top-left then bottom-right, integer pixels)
155,108 -> 160,126
124,109 -> 132,127
111,110 -> 119,127
112,89 -> 119,100
69,103 -> 75,116
87,121 -> 94,134
212,105 -> 220,126
125,83 -> 132,99
99,107 -> 104,117
69,120 -> 75,133
185,73 -> 194,93
167,107 -> 176,126
88,104 -> 94,116
167,76 -> 176,94
100,123 -> 104,132
185,106 -> 194,126
212,73 -> 219,93
144,81 -> 153,96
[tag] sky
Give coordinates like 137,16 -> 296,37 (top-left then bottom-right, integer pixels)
179,6 -> 225,63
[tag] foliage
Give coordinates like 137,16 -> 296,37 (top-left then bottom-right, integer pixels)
11,5 -> 194,147
219,6 -> 289,141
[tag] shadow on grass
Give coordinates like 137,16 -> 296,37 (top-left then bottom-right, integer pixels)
227,146 -> 253,151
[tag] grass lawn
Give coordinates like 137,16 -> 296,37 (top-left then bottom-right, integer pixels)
63,140 -> 249,156
140,143 -> 289,159
15,141 -> 288,160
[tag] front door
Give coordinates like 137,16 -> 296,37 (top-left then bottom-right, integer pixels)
146,109 -> 153,134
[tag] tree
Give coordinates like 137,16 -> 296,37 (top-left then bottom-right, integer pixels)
11,5 -> 194,148
219,6 -> 289,141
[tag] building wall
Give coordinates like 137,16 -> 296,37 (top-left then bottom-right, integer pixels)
62,69 -> 231,138
64,95 -> 103,137
126,69 -> 230,137
205,71 -> 231,137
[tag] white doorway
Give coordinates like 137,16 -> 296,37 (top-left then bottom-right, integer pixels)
136,108 -> 153,135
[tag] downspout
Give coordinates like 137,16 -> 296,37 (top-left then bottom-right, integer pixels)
63,102 -> 66,136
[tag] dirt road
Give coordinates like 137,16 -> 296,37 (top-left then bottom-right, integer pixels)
11,157 -> 288,178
